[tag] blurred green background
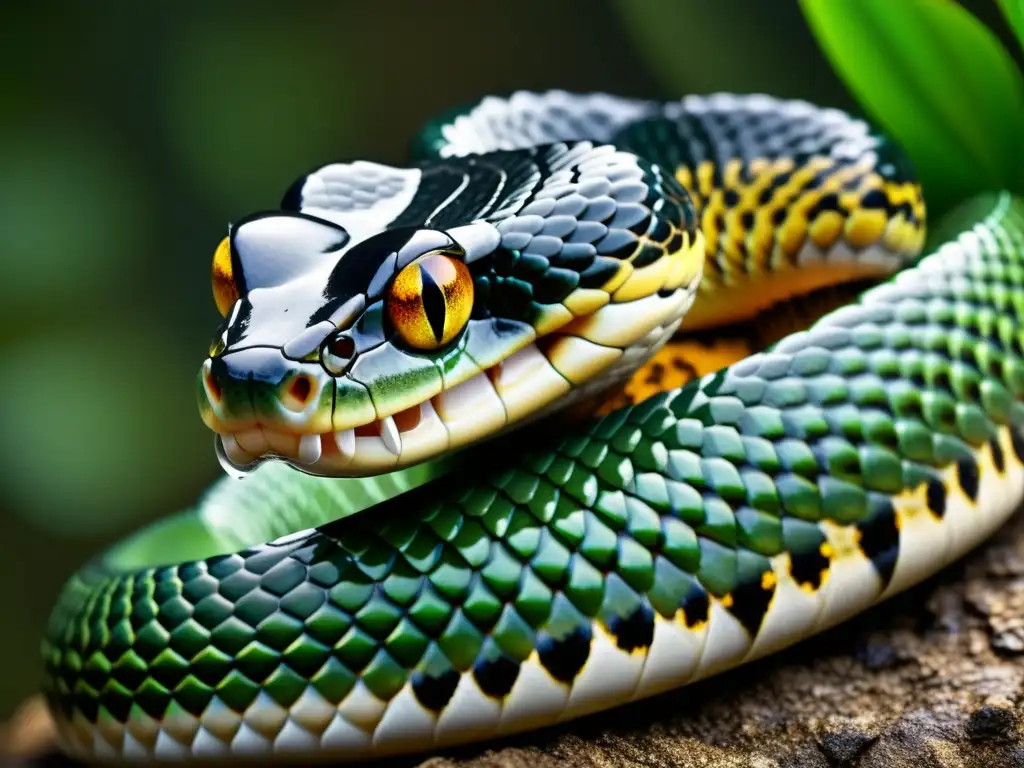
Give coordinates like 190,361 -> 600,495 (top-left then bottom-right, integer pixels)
0,0 -> 1015,720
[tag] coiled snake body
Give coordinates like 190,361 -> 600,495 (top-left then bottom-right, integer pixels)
41,91 -> 1024,763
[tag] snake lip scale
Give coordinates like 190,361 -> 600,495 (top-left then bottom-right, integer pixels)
41,90 -> 1024,765
208,286 -> 696,478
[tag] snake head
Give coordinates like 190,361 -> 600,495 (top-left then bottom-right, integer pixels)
198,151 -> 703,477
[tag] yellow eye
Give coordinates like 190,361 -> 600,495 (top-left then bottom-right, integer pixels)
386,253 -> 473,350
212,236 -> 240,317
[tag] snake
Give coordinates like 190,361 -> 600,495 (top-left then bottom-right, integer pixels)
40,89 -> 1024,764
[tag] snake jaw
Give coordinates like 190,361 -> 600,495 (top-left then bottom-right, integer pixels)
211,354 -> 510,477
216,397 -> 449,477
209,345 -> 510,477
209,288 -> 690,478
201,245 -> 702,477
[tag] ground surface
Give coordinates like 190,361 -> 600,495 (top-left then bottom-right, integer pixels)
6,509 -> 1024,768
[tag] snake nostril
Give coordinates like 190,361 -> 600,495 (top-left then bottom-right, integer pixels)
287,375 -> 314,407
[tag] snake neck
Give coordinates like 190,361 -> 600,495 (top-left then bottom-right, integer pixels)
418,90 -> 926,332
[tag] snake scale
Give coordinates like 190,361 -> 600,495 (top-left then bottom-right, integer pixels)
40,91 -> 1024,763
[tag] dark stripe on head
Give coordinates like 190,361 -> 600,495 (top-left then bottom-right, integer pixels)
281,174 -> 307,210
393,164 -> 497,230
224,297 -> 253,348
388,167 -> 474,230
397,149 -> 543,230
307,227 -> 417,327
228,237 -> 249,297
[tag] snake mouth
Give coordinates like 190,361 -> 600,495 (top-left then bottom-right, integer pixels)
218,397 -> 451,476
214,348 -> 558,477
208,288 -> 697,477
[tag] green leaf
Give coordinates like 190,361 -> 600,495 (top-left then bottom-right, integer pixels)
108,453 -> 459,569
611,0 -> 833,99
996,0 -> 1024,55
800,0 -> 1024,204
0,321 -> 213,535
0,123 -> 155,336
162,6 -> 361,213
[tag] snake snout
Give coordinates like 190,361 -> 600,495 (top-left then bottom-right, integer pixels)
200,353 -> 256,426
250,368 -> 332,429
199,347 -> 333,436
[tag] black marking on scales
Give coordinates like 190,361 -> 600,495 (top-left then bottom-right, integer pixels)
726,571 -> 777,638
537,625 -> 591,683
608,603 -> 655,652
857,496 -> 900,589
926,477 -> 947,519
411,668 -> 461,712
956,457 -> 980,502
789,546 -> 830,591
1012,428 -> 1024,465
472,650 -> 521,700
991,437 -> 1006,474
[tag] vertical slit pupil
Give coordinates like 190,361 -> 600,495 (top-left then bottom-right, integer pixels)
419,265 -> 448,343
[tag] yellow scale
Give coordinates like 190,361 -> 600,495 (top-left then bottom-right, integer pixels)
603,154 -> 926,413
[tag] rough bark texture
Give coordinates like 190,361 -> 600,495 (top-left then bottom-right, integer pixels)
8,510 -> 1024,768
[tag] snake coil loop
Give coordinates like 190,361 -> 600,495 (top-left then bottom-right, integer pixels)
40,92 -> 1024,766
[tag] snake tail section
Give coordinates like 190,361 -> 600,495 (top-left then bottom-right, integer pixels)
41,192 -> 1024,762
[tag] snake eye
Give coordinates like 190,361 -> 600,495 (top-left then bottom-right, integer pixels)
211,236 -> 240,317
386,253 -> 473,351
321,333 -> 355,375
